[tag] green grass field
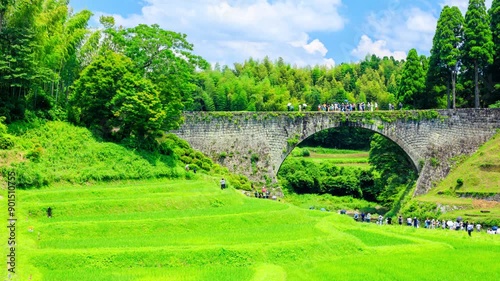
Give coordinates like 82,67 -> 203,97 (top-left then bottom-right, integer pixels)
292,147 -> 370,168
3,177 -> 499,281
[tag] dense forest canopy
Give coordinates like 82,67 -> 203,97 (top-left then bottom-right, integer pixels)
1,0 -> 500,136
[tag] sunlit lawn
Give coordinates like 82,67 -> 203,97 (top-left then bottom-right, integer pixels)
3,177 -> 499,280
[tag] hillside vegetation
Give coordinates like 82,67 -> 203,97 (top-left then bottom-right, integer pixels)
2,177 -> 499,281
0,119 -> 251,190
407,132 -> 500,225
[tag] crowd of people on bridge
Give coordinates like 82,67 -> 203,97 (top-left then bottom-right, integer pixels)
286,100 -> 405,112
315,101 -> 403,112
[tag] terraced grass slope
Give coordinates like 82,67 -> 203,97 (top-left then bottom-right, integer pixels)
414,132 -> 500,225
291,147 -> 370,168
3,177 -> 499,280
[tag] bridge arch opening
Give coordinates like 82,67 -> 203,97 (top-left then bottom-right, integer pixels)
277,125 -> 418,202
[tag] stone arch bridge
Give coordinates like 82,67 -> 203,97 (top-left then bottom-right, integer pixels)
172,109 -> 500,195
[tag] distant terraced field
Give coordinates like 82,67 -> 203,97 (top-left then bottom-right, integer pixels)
292,147 -> 370,168
3,176 -> 499,280
416,132 -> 500,226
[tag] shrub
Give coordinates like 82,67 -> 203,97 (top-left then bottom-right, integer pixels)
159,139 -> 176,156
430,157 -> 439,167
456,178 -> 464,188
202,157 -> 213,166
302,149 -> 310,157
193,151 -> 204,160
14,165 -> 48,188
201,162 -> 211,171
26,146 -> 44,162
180,156 -> 192,164
0,134 -> 15,150
250,154 -> 259,163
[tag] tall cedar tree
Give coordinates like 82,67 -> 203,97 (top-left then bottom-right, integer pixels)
489,0 -> 500,104
427,6 -> 464,109
463,0 -> 494,108
397,49 -> 426,108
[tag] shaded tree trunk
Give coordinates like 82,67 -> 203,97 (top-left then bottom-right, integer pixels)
474,60 -> 479,108
447,76 -> 450,109
451,65 -> 457,109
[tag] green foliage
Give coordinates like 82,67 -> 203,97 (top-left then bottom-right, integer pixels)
300,127 -> 374,150
489,0 -> 500,104
397,49 -> 426,108
0,133 -> 14,149
279,158 -> 374,200
369,134 -> 417,206
110,24 -> 208,121
400,199 -> 441,220
70,52 -> 167,141
302,148 -> 310,157
489,100 -> 500,108
427,5 -> 464,109
0,116 -> 14,149
286,134 -> 300,147
430,157 -> 440,167
227,174 -> 252,191
191,56 -> 405,113
462,0 -> 494,108
250,153 -> 259,163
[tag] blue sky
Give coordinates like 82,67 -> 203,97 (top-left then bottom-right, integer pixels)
69,0 -> 493,67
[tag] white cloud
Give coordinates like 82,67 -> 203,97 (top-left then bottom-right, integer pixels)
303,39 -> 328,56
440,0 -> 493,14
406,8 -> 438,33
100,0 -> 344,67
351,6 -> 438,59
351,35 -> 407,61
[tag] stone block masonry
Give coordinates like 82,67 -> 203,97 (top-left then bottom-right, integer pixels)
172,109 -> 500,196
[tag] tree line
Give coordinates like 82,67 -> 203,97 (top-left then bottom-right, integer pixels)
0,0 -> 500,139
1,0 -> 499,142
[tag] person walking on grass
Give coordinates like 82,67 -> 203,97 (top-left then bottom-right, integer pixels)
467,222 -> 474,237
220,178 -> 226,190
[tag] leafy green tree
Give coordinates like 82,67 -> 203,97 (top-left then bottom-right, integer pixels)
397,49 -> 426,108
462,0 -> 494,108
96,22 -> 208,126
0,0 -> 41,120
70,52 -> 166,140
369,134 -> 416,205
428,6 -> 464,109
110,73 -> 166,140
0,0 -> 11,32
489,0 -> 500,104
321,174 -> 362,198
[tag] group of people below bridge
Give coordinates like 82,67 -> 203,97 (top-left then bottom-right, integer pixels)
350,211 -> 499,236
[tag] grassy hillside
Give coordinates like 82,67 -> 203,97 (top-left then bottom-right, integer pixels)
430,132 -> 500,195
2,177 -> 499,280
409,132 -> 500,225
0,120 -> 250,190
